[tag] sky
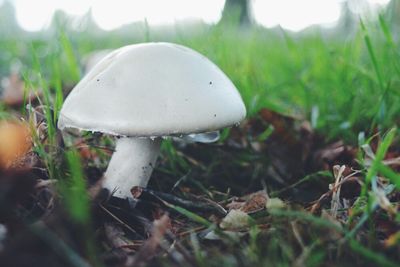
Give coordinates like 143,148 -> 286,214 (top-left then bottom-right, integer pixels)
1,0 -> 391,32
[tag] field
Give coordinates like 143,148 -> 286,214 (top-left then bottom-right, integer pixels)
0,12 -> 399,267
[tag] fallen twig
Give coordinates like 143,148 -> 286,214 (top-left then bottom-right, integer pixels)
131,186 -> 227,215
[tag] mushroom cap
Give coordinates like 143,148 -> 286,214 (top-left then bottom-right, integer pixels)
58,42 -> 246,137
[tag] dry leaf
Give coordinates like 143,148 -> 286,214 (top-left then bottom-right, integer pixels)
240,190 -> 268,213
220,210 -> 250,230
384,231 -> 400,248
226,190 -> 268,213
203,230 -> 245,240
1,73 -> 38,106
0,120 -> 32,169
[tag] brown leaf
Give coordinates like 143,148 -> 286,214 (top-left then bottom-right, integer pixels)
312,141 -> 357,171
384,231 -> 400,248
239,190 -> 268,213
0,120 -> 32,170
226,190 -> 268,214
1,73 -> 38,107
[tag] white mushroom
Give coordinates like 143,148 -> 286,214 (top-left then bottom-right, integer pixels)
58,42 -> 246,199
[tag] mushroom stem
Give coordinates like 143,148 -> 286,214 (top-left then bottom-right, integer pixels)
103,137 -> 161,198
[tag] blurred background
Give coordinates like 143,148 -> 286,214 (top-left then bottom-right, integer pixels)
0,0 -> 393,31
0,0 -> 399,142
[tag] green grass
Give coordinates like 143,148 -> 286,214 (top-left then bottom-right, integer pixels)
2,19 -> 399,144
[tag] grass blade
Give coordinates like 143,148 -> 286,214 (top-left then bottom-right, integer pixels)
349,239 -> 398,267
362,128 -> 397,196
62,149 -> 90,224
360,18 -> 385,91
377,162 -> 400,189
